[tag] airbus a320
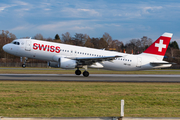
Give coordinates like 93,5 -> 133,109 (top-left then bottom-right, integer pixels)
3,32 -> 173,77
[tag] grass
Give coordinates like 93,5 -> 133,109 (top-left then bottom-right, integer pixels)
0,81 -> 179,117
0,67 -> 180,74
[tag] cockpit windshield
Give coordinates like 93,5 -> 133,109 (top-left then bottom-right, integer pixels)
11,41 -> 20,45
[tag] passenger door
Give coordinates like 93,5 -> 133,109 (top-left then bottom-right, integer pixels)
25,40 -> 31,51
136,57 -> 142,68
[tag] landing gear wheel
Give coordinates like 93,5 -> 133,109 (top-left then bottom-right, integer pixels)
75,69 -> 81,75
83,71 -> 89,77
22,64 -> 26,68
21,57 -> 28,68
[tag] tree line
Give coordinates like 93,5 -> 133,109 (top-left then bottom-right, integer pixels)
33,32 -> 156,54
0,30 -> 180,65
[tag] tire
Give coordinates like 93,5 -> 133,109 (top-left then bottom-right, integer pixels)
83,71 -> 89,77
75,69 -> 81,75
22,64 -> 26,68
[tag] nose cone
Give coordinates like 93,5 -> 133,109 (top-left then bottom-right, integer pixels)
3,44 -> 8,52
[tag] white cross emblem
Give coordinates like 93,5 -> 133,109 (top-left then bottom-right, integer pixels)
155,40 -> 166,52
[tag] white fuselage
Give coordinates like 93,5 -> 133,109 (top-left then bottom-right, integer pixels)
3,39 -> 171,71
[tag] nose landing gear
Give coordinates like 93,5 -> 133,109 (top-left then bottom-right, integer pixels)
21,57 -> 28,68
22,64 -> 26,68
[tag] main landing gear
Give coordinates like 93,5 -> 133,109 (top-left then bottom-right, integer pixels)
83,71 -> 89,77
75,68 -> 81,75
75,67 -> 89,77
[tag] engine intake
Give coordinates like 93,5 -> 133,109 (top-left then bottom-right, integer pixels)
48,61 -> 59,68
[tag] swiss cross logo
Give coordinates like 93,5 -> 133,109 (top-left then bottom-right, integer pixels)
143,33 -> 172,56
155,40 -> 166,52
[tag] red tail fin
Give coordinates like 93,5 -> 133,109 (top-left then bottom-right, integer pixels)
143,32 -> 173,56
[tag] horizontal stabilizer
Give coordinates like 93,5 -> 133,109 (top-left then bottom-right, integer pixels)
150,62 -> 176,66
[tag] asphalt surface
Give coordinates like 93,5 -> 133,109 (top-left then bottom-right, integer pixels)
0,67 -> 180,71
0,74 -> 180,83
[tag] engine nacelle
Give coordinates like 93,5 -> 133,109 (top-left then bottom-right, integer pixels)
59,57 -> 77,69
48,61 -> 59,68
52,55 -> 77,69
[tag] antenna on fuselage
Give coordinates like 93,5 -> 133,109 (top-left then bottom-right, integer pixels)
101,48 -> 105,50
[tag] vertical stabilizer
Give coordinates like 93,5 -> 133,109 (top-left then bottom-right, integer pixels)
143,32 -> 173,57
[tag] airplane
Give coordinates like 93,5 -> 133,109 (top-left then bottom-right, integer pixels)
3,32 -> 173,77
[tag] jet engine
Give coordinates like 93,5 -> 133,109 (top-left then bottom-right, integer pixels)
59,57 -> 77,69
49,57 -> 77,69
48,61 -> 59,68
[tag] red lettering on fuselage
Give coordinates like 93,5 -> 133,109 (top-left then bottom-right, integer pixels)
33,43 -> 38,50
55,46 -> 60,53
33,43 -> 60,53
47,45 -> 50,52
38,44 -> 47,51
50,46 -> 55,52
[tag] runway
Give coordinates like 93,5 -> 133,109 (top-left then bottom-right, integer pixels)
0,74 -> 180,83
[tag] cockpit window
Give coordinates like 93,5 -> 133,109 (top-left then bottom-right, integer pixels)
12,41 -> 20,45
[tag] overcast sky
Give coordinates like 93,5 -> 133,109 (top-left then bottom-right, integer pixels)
1,0 -> 180,45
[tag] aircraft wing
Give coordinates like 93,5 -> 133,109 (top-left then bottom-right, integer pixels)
67,55 -> 122,65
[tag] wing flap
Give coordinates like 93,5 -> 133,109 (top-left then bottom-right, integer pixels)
66,55 -> 122,65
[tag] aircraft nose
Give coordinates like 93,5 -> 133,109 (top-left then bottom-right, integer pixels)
3,44 -> 8,52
